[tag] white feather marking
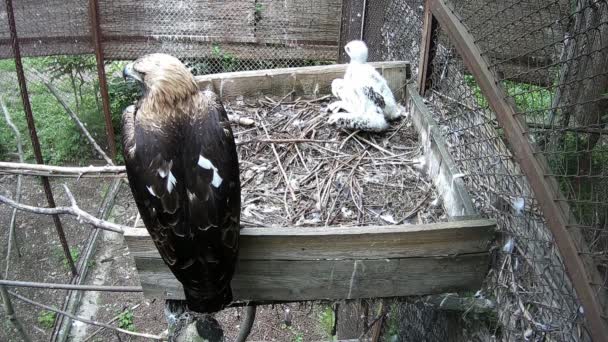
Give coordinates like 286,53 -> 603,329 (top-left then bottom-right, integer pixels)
167,171 -> 177,193
197,155 -> 223,187
146,186 -> 157,197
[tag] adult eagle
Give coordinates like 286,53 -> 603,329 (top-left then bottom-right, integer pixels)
121,53 -> 240,314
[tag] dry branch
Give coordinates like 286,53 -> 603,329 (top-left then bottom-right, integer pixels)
0,275 -> 32,342
0,161 -> 126,178
8,290 -> 164,340
0,184 -> 128,233
0,279 -> 142,292
1,96 -> 24,278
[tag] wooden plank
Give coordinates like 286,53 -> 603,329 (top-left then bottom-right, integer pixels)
255,0 -> 342,45
101,39 -> 337,61
406,84 -> 477,217
417,0 -> 438,95
428,0 -> 608,339
195,61 -> 410,100
136,253 -> 488,301
124,219 -> 495,301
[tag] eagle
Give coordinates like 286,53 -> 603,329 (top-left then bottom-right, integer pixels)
328,40 -> 404,132
121,53 -> 241,314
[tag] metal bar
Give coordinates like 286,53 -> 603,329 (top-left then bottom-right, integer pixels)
417,0 -> 439,95
4,0 -> 77,276
89,0 -> 116,161
428,0 -> 608,339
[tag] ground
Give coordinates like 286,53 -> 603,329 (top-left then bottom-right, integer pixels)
1,97 -> 444,341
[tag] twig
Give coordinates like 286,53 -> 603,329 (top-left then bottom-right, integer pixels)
1,96 -> 23,278
0,184 -> 128,233
397,189 -> 433,223
29,69 -> 114,165
0,161 -> 126,178
254,111 -> 297,201
0,275 -> 32,342
82,303 -> 142,342
354,136 -> 397,157
236,138 -> 338,146
0,279 -> 142,292
8,290 -> 165,340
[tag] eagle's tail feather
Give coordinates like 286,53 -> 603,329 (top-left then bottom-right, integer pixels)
183,285 -> 233,313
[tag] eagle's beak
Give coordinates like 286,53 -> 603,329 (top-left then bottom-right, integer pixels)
123,62 -> 142,84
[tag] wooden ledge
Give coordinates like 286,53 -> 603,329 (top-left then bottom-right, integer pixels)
195,61 -> 410,100
124,219 -> 495,302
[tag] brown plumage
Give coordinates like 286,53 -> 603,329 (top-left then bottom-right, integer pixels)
121,53 -> 240,313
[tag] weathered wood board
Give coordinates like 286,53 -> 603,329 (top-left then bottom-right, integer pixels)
195,61 -> 410,100
0,0 -> 342,60
124,219 -> 495,302
406,83 -> 477,218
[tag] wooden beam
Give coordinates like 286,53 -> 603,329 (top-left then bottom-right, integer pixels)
195,61 -> 410,100
406,84 -> 477,218
124,219 -> 495,302
428,0 -> 608,339
417,0 -> 439,95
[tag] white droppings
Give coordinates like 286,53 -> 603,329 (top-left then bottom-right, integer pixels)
197,155 -> 223,187
512,197 -> 525,216
503,237 -> 515,254
147,186 -> 157,197
347,260 -> 359,299
167,171 -> 177,193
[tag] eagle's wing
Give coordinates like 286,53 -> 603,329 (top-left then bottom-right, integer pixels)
123,91 -> 240,312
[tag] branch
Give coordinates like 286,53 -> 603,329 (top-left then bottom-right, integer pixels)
0,161 -> 126,178
1,96 -> 24,278
8,290 -> 165,340
0,184 -> 129,233
28,70 -> 114,165
254,111 -> 297,201
0,279 -> 142,292
0,276 -> 32,342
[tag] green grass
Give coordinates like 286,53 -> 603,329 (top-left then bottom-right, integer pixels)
37,310 -> 56,329
318,305 -> 335,338
53,246 -> 80,270
117,310 -> 135,331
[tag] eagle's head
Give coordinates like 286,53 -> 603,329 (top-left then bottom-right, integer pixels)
345,40 -> 369,64
123,53 -> 198,106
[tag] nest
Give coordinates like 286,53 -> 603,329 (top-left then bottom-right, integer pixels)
226,94 -> 445,228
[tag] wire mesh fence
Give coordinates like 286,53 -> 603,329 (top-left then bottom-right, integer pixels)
414,0 -> 608,340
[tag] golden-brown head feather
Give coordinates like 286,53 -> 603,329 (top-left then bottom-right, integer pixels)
125,53 -> 204,122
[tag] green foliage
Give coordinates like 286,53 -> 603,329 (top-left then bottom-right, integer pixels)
117,310 -> 135,331
318,306 -> 335,338
293,333 -> 304,342
38,310 -> 56,329
54,246 -> 80,270
212,44 -> 237,72
106,61 -> 139,164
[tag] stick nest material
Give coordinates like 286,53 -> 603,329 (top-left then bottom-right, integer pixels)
226,94 -> 446,228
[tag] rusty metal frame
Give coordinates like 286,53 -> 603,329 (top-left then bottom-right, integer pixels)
4,0 -> 77,276
419,0 -> 608,339
89,0 -> 116,161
